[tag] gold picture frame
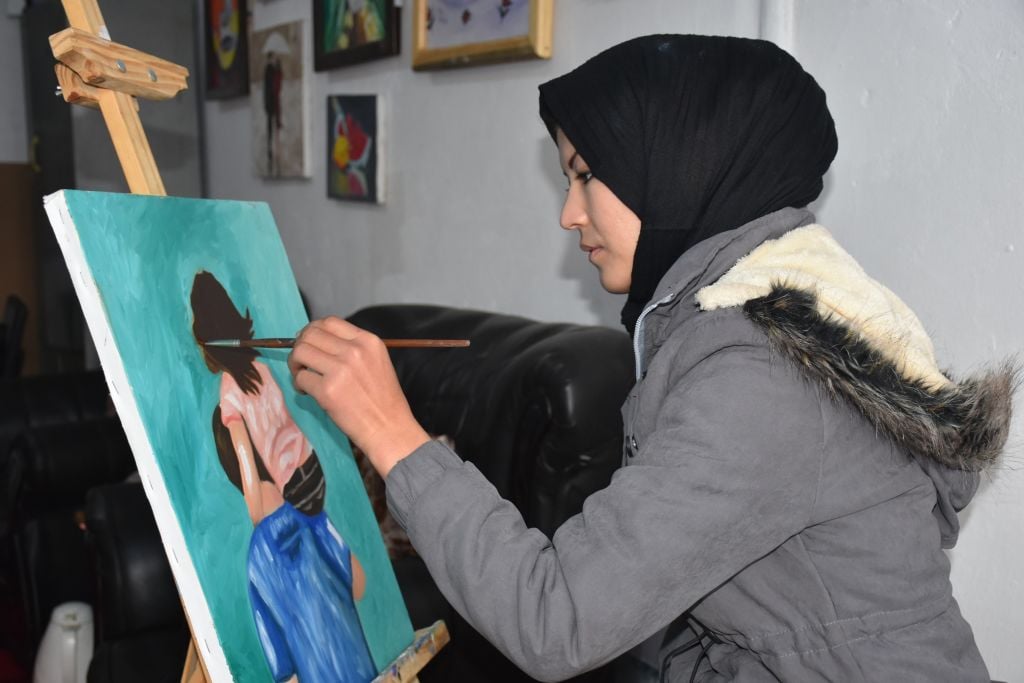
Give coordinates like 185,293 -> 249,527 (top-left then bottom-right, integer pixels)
412,0 -> 553,70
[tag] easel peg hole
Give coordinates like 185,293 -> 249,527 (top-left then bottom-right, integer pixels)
115,59 -> 126,72
148,68 -> 157,82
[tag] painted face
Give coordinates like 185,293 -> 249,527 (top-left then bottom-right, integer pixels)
556,128 -> 641,294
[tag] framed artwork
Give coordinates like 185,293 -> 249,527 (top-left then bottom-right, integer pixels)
204,0 -> 249,98
43,189 -> 414,682
327,95 -> 383,203
250,20 -> 310,178
412,0 -> 553,70
313,0 -> 401,71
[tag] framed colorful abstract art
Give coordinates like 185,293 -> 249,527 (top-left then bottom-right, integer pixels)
412,0 -> 553,70
327,95 -> 383,203
250,20 -> 310,178
313,0 -> 401,71
204,0 -> 249,98
43,190 -> 413,682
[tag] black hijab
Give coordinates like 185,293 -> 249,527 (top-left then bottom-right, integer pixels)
539,35 -> 838,334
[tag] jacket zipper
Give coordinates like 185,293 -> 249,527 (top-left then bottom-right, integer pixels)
632,291 -> 676,380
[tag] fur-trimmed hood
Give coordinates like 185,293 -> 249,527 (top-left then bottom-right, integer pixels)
696,225 -> 1017,472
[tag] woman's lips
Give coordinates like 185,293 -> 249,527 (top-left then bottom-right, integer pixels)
583,245 -> 603,263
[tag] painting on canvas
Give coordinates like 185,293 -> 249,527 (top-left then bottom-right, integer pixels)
313,0 -> 401,71
425,0 -> 531,49
44,190 -> 412,681
327,95 -> 383,203
205,0 -> 249,98
411,0 -> 552,70
250,21 -> 309,178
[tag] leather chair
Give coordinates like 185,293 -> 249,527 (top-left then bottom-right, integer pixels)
9,418 -> 135,644
2,295 -> 28,379
0,369 -> 121,665
0,370 -> 109,471
84,481 -> 188,683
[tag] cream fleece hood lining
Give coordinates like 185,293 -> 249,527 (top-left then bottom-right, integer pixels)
696,225 -> 951,391
694,224 -> 1015,471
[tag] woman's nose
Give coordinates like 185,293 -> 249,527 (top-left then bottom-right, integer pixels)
560,188 -> 585,231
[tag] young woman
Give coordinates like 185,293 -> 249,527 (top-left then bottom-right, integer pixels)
287,36 -> 1014,682
190,271 -> 377,683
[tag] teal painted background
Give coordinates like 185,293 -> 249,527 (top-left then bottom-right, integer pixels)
61,190 -> 412,680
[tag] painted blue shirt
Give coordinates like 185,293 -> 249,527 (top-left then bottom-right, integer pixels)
248,502 -> 377,683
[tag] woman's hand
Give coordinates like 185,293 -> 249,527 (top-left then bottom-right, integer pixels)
288,317 -> 430,477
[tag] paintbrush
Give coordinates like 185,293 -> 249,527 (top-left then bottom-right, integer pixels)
203,337 -> 470,349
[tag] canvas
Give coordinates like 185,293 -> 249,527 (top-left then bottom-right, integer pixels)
411,0 -> 552,70
314,0 -> 401,71
205,0 -> 249,98
250,21 -> 309,178
43,190 -> 413,682
426,0 -> 530,49
327,95 -> 383,203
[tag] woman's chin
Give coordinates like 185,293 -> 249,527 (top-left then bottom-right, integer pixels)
597,273 -> 630,294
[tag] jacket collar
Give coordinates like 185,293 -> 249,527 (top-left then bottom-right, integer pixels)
634,207 -> 815,375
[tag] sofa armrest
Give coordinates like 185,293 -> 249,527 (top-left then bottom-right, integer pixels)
84,481 -> 185,640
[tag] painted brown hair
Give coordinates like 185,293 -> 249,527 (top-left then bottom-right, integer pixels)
190,271 -> 262,395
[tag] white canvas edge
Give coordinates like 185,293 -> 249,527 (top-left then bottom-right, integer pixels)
42,191 -> 234,683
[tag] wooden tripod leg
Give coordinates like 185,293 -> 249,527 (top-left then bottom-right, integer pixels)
96,89 -> 166,195
179,599 -> 211,683
180,640 -> 208,683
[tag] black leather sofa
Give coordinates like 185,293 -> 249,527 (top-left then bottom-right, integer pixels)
0,371 -> 130,641
6,304 -> 635,682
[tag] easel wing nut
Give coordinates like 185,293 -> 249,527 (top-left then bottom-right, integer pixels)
50,27 -> 189,101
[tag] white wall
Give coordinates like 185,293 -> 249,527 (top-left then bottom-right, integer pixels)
796,2 -> 1024,679
204,1 -> 1024,679
0,12 -> 28,163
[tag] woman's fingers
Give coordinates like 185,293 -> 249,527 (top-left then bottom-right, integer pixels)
299,316 -> 362,345
288,336 -> 339,378
316,315 -> 364,340
292,367 -> 324,398
287,316 -> 428,476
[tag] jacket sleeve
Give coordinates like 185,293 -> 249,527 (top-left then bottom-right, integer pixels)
385,342 -> 823,682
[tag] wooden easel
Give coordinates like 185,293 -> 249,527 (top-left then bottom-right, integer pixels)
48,0 -> 448,679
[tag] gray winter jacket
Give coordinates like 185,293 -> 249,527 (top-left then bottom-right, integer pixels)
385,207 -> 1013,681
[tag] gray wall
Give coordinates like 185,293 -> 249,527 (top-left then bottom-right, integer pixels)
70,0 -> 204,197
0,12 -> 28,163
205,2 -> 1024,679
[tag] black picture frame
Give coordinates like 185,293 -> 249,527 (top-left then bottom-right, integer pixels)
327,94 -> 383,203
204,0 -> 250,99
313,0 -> 401,72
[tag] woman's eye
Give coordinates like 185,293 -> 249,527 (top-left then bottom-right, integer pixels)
564,171 -> 593,190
